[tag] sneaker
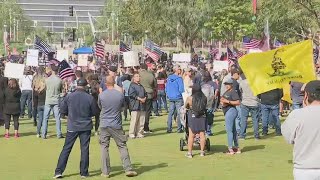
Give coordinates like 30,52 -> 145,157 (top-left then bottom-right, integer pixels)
143,131 -> 153,134
206,133 -> 213,136
200,151 -> 206,157
53,174 -> 62,179
36,134 -> 41,138
57,135 -> 65,139
233,148 -> 242,154
129,135 -> 136,139
42,136 -> 47,139
166,130 -> 172,133
177,130 -> 184,133
94,132 -> 99,136
14,133 -> 19,138
101,173 -> 110,178
185,152 -> 193,158
80,175 -> 88,179
4,133 -> 9,139
125,170 -> 138,177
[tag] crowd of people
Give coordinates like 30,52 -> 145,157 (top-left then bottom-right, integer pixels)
0,48 -> 319,179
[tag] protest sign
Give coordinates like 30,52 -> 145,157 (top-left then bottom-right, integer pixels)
4,63 -> 25,79
123,51 -> 139,67
78,54 -> 89,66
26,49 -> 39,67
57,50 -> 69,62
172,53 -> 191,62
213,61 -> 229,72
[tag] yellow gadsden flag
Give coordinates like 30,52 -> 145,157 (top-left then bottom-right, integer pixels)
239,40 -> 316,96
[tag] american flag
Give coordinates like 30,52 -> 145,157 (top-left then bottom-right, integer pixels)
95,40 -> 105,59
209,47 -> 219,58
58,60 -> 75,80
227,47 -> 236,60
34,35 -> 55,55
120,41 -> 131,52
242,36 -> 261,49
233,47 -> 245,58
144,40 -> 163,61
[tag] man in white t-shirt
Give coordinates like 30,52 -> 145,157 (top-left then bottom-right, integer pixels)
19,69 -> 33,121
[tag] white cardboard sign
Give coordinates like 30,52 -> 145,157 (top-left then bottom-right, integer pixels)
123,51 -> 139,67
4,63 -> 25,79
78,54 -> 89,66
57,50 -> 69,62
172,53 -> 191,62
26,49 -> 39,67
213,61 -> 229,72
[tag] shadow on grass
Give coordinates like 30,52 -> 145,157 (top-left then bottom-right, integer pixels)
209,145 -> 228,154
63,163 -> 168,178
242,145 -> 266,152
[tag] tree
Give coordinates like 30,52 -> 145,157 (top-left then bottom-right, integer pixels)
205,0 -> 257,42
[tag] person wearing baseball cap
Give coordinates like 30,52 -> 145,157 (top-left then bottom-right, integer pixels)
54,78 -> 99,179
220,78 -> 241,155
282,80 -> 320,180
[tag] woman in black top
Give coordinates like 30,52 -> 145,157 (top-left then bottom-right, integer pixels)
185,84 -> 207,158
32,76 -> 46,138
4,79 -> 21,138
0,69 -> 8,126
220,79 -> 241,155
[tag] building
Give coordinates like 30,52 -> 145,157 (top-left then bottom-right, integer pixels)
17,0 -> 105,33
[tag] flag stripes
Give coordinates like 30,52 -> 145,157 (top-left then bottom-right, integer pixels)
34,35 -> 55,55
144,40 -> 163,61
120,41 -> 131,52
95,41 -> 105,59
242,36 -> 261,49
58,60 -> 75,80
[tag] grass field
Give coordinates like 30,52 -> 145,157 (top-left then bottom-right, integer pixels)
0,112 -> 293,180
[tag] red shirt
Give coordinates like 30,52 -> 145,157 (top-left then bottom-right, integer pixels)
157,79 -> 166,90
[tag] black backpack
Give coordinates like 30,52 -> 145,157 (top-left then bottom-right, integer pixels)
191,93 -> 207,118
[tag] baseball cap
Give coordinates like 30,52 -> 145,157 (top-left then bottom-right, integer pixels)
184,67 -> 191,72
305,80 -> 320,94
77,78 -> 88,87
223,78 -> 234,85
108,66 -> 118,73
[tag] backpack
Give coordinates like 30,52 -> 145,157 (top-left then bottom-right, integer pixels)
191,93 -> 207,118
201,83 -> 215,107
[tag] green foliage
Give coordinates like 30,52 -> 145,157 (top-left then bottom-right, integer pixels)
205,0 -> 257,41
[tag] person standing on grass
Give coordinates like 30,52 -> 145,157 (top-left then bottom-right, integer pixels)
0,69 -> 8,126
128,73 -> 147,139
121,74 -> 132,121
220,78 -> 241,155
42,65 -> 64,139
98,76 -> 137,178
19,69 -> 33,120
157,72 -> 168,113
139,63 -> 158,134
86,74 -> 101,135
54,78 -> 98,179
282,80 -> 320,180
258,88 -> 283,136
238,75 -> 260,140
32,76 -> 46,138
166,65 -> 185,133
3,79 -> 21,138
184,84 -> 207,158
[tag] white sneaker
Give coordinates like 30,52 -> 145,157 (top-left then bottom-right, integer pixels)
53,174 -> 62,179
129,135 -> 135,139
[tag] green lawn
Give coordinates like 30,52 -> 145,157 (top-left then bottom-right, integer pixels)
0,112 -> 293,180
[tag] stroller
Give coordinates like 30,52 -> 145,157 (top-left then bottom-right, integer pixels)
179,107 -> 210,151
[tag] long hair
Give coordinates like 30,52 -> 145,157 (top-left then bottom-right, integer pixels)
33,76 -> 46,93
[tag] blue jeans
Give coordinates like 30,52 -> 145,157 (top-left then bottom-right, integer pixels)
157,90 -> 168,111
261,104 -> 281,135
36,105 -> 45,135
225,107 -> 239,148
55,130 -> 91,176
240,104 -> 260,138
292,102 -> 303,110
152,100 -> 159,115
42,104 -> 62,138
20,90 -> 32,118
167,99 -> 183,132
235,105 -> 241,135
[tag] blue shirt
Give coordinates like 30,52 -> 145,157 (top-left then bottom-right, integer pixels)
122,80 -> 131,96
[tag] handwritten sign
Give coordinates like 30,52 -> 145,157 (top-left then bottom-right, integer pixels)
26,49 -> 39,67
